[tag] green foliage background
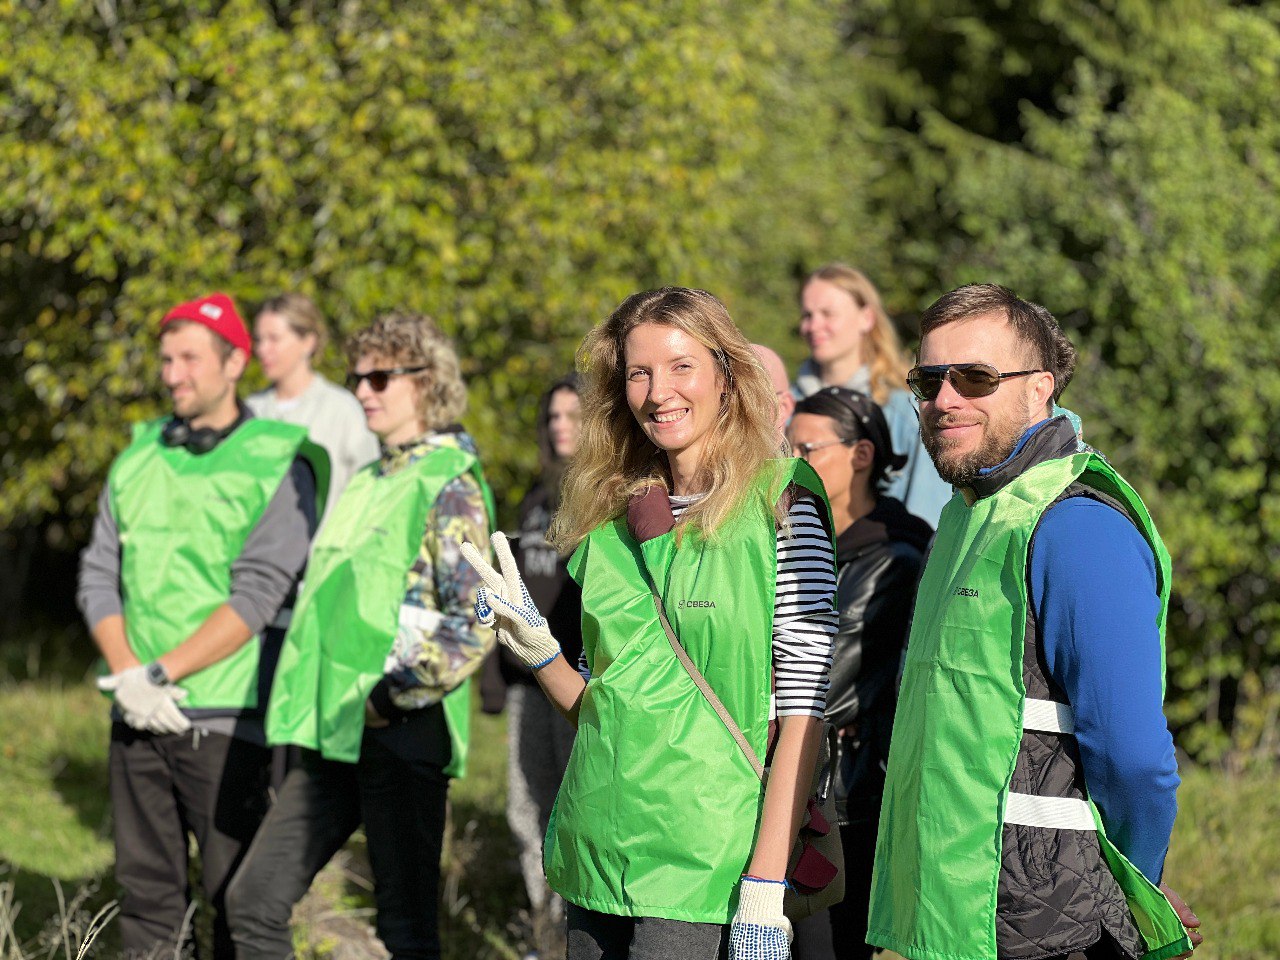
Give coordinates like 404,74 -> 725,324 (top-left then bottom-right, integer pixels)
2,0 -> 1277,760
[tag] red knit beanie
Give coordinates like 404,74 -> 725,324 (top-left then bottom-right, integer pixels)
161,293 -> 251,355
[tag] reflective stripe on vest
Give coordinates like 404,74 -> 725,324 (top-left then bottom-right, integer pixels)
1022,697 -> 1075,734
1011,699 -> 1091,830
1004,793 -> 1096,831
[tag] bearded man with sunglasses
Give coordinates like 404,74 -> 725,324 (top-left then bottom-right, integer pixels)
77,293 -> 325,959
867,284 -> 1201,960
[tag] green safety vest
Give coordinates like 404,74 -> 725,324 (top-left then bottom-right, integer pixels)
266,445 -> 494,778
868,450 -> 1191,960
545,459 -> 832,923
107,417 -> 327,710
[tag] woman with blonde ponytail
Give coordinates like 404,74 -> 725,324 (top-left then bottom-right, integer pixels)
464,287 -> 838,960
795,264 -> 950,525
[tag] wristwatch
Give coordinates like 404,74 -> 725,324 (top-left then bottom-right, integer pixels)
145,661 -> 171,686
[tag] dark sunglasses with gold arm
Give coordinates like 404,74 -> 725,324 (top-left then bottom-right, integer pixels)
906,363 -> 1045,402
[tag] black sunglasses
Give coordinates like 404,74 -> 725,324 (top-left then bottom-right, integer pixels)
345,365 -> 429,392
906,363 -> 1044,401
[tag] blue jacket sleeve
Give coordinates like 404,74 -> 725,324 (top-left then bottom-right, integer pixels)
1029,496 -> 1180,883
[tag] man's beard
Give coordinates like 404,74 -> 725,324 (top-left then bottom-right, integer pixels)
921,405 -> 1029,487
172,382 -> 232,422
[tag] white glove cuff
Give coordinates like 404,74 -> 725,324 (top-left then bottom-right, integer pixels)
736,876 -> 787,925
515,632 -> 563,669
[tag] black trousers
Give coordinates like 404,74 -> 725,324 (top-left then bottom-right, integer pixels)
226,705 -> 452,960
108,722 -> 271,960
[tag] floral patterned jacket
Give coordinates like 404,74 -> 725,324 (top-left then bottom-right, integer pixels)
367,428 -> 493,719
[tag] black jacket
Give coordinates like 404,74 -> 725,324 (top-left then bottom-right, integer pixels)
479,480 -> 584,712
829,496 -> 932,824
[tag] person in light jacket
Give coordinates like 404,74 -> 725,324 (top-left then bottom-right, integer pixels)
248,292 -> 378,518
792,264 -> 951,525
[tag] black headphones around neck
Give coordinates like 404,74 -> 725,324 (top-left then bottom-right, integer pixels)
161,407 -> 247,455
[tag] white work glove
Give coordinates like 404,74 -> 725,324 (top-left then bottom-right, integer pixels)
98,665 -> 191,736
728,876 -> 792,960
459,532 -> 562,670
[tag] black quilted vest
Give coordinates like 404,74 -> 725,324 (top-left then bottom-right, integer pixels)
973,421 -> 1146,959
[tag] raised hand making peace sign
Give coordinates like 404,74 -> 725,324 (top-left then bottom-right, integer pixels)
460,532 -> 563,671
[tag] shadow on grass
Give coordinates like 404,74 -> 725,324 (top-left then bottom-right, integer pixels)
51,751 -> 113,846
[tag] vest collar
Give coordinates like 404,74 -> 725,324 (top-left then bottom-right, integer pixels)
966,415 -> 1083,501
379,424 -> 472,476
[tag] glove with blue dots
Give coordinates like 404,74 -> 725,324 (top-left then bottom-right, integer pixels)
460,532 -> 563,670
728,876 -> 792,960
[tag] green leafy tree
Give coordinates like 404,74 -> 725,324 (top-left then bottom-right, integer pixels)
832,0 -> 1280,759
727,3 -> 901,359
0,0 -> 787,538
4,0 -> 1277,759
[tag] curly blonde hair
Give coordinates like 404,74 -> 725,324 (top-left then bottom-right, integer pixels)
345,313 -> 467,430
804,263 -> 911,406
550,287 -> 783,552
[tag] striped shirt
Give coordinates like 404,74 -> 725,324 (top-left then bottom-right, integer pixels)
578,491 -> 837,718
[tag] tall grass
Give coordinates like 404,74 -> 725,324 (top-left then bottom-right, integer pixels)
0,877 -> 119,960
1163,763 -> 1280,957
0,682 -> 529,959
1,681 -> 1275,958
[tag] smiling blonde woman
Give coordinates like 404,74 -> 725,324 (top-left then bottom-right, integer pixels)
464,287 -> 839,960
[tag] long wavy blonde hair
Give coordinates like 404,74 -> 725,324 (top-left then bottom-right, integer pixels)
804,263 -> 911,406
550,287 -> 782,552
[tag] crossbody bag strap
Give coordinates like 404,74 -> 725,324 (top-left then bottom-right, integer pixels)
651,592 -> 766,782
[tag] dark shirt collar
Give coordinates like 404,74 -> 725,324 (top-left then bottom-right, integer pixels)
967,415 -> 1084,501
166,400 -> 251,437
835,496 -> 934,563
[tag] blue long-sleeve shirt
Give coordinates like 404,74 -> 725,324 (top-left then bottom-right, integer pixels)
1029,494 -> 1180,883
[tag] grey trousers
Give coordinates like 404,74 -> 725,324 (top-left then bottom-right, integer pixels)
506,685 -> 576,923
566,905 -> 728,960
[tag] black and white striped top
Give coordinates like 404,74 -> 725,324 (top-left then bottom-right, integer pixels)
577,491 -> 837,718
